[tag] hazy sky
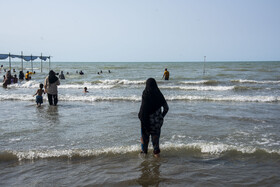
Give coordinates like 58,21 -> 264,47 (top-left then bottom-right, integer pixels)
1,0 -> 280,62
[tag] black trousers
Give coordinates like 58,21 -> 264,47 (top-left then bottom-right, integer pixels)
47,94 -> 58,106
141,126 -> 161,154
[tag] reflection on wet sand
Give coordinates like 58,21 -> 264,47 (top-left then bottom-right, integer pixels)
137,159 -> 161,187
36,105 -> 60,125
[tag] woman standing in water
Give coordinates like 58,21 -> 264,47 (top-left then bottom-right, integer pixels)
138,78 -> 169,157
18,71 -> 24,81
44,70 -> 60,106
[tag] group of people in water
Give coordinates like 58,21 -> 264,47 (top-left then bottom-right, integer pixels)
97,70 -> 111,75
2,66 -> 170,158
2,70 -> 36,87
1,67 -> 114,88
2,70 -> 18,86
1,67 -> 115,105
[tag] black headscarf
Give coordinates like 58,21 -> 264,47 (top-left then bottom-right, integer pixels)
48,70 -> 58,84
138,78 -> 167,123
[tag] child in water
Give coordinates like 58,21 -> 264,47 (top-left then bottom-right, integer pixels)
33,83 -> 45,107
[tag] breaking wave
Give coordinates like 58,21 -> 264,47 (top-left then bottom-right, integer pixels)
1,142 -> 279,161
5,79 -> 146,89
95,79 -> 146,85
160,85 -> 234,91
179,80 -> 219,85
231,79 -> 280,84
5,82 -> 241,91
2,79 -> 279,91
168,95 -> 279,102
0,94 -> 279,103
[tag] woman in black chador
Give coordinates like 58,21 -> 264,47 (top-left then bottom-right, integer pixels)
138,78 -> 169,157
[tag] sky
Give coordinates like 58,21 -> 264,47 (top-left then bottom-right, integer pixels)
1,0 -> 280,62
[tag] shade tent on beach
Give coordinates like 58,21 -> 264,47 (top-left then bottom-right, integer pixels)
0,52 -> 51,72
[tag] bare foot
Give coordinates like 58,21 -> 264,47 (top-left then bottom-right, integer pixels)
154,154 -> 160,158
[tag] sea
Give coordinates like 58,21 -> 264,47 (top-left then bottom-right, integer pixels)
0,61 -> 280,186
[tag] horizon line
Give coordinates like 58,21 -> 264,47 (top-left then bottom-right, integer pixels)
50,60 -> 280,63
1,60 -> 280,63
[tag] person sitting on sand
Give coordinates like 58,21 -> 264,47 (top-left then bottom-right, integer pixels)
33,83 -> 45,107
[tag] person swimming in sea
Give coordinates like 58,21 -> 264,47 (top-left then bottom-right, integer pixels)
83,87 -> 89,93
59,71 -> 65,79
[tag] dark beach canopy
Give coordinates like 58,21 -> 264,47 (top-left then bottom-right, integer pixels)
0,53 -> 51,72
0,54 -> 50,61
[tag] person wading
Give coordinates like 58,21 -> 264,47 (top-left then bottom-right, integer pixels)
44,70 -> 60,106
138,78 -> 169,157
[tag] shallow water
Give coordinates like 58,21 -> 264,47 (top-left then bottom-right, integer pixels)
0,61 -> 280,186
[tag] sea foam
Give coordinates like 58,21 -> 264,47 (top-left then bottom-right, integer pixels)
2,142 -> 279,161
231,79 -> 280,84
0,94 -> 278,103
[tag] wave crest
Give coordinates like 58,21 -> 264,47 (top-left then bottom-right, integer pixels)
179,80 -> 219,85
2,143 -> 279,161
0,94 -> 278,103
160,85 -> 234,91
231,79 -> 280,84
